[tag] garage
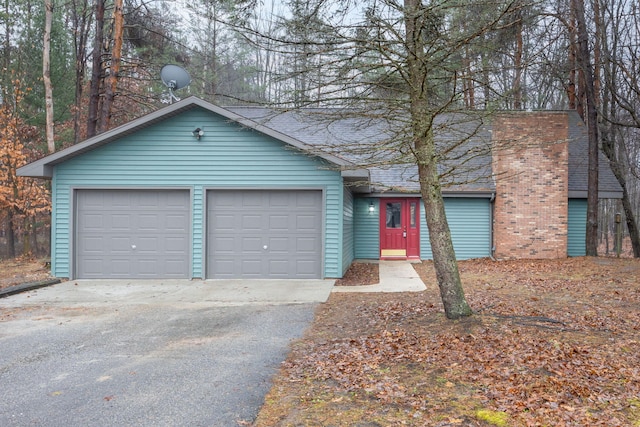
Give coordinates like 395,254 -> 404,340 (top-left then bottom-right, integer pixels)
207,190 -> 323,279
75,189 -> 190,279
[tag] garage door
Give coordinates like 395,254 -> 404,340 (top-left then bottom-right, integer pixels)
207,190 -> 322,279
76,189 -> 190,279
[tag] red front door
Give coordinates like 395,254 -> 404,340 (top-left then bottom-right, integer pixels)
380,199 -> 420,259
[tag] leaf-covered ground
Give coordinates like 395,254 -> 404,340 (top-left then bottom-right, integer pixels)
334,262 -> 380,286
254,257 -> 640,426
0,257 -> 51,290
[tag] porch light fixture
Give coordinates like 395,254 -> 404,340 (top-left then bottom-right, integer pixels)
369,201 -> 375,212
192,127 -> 204,140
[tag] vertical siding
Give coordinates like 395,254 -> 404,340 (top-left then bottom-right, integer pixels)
354,198 -> 380,259
341,188 -> 354,276
421,198 -> 491,260
568,198 -> 587,256
52,108 -> 343,279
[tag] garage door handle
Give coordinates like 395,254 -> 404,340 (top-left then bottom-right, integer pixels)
263,245 -> 268,250
131,244 -> 137,250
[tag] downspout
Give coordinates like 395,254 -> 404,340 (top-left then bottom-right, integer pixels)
489,192 -> 496,261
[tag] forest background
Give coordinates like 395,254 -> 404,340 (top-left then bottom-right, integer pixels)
0,0 -> 638,260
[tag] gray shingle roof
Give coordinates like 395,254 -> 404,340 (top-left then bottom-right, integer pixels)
227,107 -> 495,194
567,111 -> 623,198
228,107 -> 621,198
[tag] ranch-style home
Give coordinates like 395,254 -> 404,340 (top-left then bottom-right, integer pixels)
18,96 -> 622,280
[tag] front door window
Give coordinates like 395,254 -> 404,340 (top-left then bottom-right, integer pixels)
386,202 -> 402,228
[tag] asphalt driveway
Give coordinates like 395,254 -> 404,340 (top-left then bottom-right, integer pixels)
0,279 -> 334,426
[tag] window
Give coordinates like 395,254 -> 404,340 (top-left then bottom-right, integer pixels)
386,202 -> 402,228
410,202 -> 417,228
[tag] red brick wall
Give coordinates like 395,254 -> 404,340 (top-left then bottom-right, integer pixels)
492,112 -> 569,259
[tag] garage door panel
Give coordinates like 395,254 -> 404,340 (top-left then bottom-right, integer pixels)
138,214 -> 160,231
295,237 -> 318,252
268,193 -> 290,207
296,215 -> 318,230
268,260 -> 289,275
82,214 -> 104,230
268,215 -> 289,230
241,214 -> 263,230
240,259 -> 262,275
108,236 -> 132,251
241,193 -> 264,208
211,259 -> 234,275
241,237 -> 262,251
111,214 -> 132,231
267,237 -> 289,252
166,215 -> 189,231
211,236 -> 236,253
137,259 -> 159,274
110,259 -> 131,275
213,214 -> 236,231
165,236 -> 189,251
296,260 -> 318,275
76,190 -> 190,279
297,191 -> 319,204
207,190 -> 322,279
81,236 -> 105,252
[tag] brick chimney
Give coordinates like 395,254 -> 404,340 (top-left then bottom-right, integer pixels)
492,112 -> 569,259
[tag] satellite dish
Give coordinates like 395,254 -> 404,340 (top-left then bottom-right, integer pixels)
160,64 -> 191,104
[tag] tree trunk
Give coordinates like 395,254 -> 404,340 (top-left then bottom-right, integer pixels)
72,0 -> 92,144
87,0 -> 105,138
43,0 -> 55,153
593,0 -> 601,108
602,134 -> 640,257
6,208 -> 15,258
23,216 -> 31,256
513,7 -> 523,109
30,216 -> 38,257
404,0 -> 472,320
572,0 -> 599,256
100,0 -> 123,131
567,14 -> 578,112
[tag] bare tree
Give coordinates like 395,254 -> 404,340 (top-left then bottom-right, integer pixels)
405,0 -> 476,319
599,0 -> 640,257
87,0 -> 106,138
234,0 -> 523,319
70,0 -> 93,144
100,0 -> 124,131
43,0 -> 54,153
571,0 -> 599,256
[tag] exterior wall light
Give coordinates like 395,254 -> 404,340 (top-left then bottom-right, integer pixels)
369,201 -> 375,212
192,127 -> 204,140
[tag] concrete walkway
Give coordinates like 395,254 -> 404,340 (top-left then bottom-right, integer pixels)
332,260 -> 426,293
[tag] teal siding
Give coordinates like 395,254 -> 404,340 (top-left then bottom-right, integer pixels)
354,198 -> 380,259
420,198 -> 491,260
341,188 -> 354,276
568,198 -> 587,257
192,187 -> 204,278
51,107 -> 344,279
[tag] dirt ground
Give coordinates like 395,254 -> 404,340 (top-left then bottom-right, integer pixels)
0,257 -> 51,290
254,257 -> 640,426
